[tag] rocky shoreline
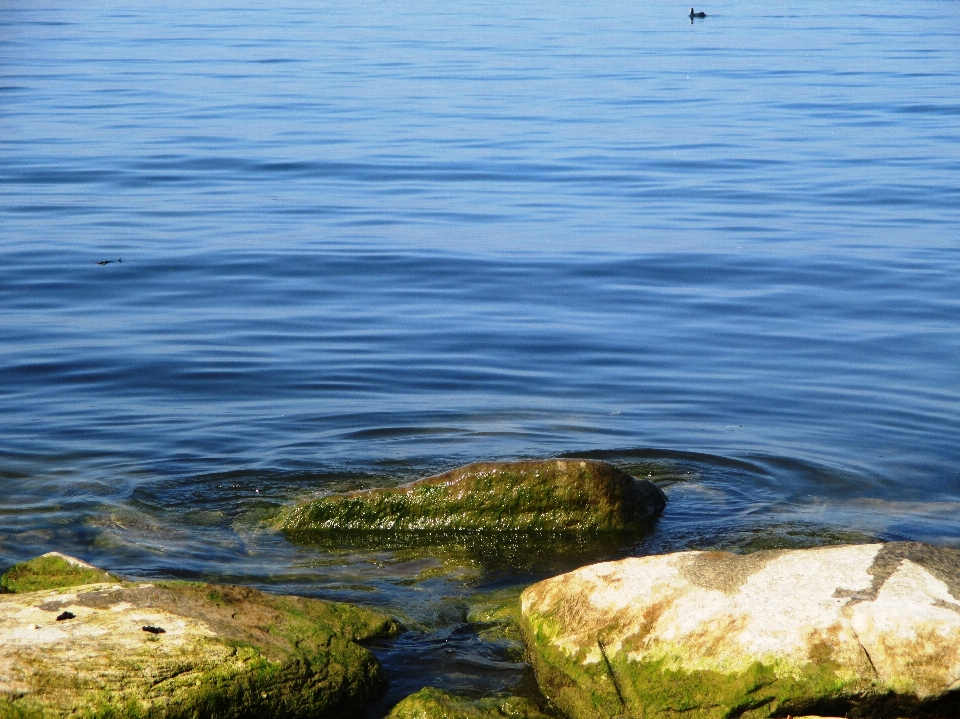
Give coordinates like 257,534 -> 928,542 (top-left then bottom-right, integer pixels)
2,460 -> 958,718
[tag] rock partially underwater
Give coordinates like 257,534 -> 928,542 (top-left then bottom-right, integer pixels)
520,542 -> 960,719
0,552 -> 401,718
281,459 -> 667,534
388,687 -> 552,719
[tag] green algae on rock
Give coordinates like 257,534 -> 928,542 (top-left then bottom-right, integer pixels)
520,543 -> 960,719
0,554 -> 401,718
281,459 -> 667,534
388,687 -> 552,719
0,552 -> 119,594
465,586 -> 524,626
460,585 -> 528,659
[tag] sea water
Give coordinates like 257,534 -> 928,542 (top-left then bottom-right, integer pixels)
2,0 -> 959,712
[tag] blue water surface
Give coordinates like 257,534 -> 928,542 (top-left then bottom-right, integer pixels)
2,0 -> 960,710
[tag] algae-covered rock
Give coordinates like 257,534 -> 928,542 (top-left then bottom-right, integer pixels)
0,553 -> 400,718
282,459 -> 666,534
0,552 -> 118,594
520,542 -> 960,719
388,687 -> 552,719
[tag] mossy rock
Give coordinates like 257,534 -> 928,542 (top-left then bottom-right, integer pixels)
0,553 -> 119,594
0,554 -> 401,718
281,459 -> 666,534
387,687 -> 552,719
520,543 -> 960,719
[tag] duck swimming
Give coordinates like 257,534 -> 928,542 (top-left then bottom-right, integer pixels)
689,8 -> 706,18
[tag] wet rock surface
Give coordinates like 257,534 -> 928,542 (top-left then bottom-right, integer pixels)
0,553 -> 400,718
281,459 -> 667,534
387,687 -> 552,719
520,542 -> 960,719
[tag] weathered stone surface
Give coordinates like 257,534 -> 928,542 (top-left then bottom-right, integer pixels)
520,542 -> 960,719
281,459 -> 666,533
387,687 -> 551,719
0,553 -> 400,718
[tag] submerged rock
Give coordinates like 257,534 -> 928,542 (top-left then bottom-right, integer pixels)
520,542 -> 960,719
0,552 -> 400,718
281,459 -> 666,533
466,586 -> 524,626
388,687 -> 552,719
461,585 -> 529,659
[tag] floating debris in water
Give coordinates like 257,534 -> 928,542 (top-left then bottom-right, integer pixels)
97,258 -> 121,265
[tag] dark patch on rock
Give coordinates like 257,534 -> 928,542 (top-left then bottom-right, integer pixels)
142,625 -> 165,634
933,598 -> 960,615
55,611 -> 75,621
678,549 -> 787,594
835,542 -> 960,605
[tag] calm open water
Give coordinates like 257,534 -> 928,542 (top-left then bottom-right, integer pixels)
2,0 -> 960,712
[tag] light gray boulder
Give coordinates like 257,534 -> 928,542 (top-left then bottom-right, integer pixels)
520,542 -> 960,719
0,552 -> 400,718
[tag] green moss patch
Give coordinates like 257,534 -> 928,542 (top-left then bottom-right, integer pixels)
0,553 -> 119,594
388,687 -> 552,719
281,459 -> 666,534
519,608 -> 960,719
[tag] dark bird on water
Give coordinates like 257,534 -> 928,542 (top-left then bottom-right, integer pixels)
690,8 -> 706,18
97,258 -> 121,265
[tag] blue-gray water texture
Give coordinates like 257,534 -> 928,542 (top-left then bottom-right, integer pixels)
2,0 -> 960,708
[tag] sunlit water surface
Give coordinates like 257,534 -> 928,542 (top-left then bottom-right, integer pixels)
2,0 -> 959,712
